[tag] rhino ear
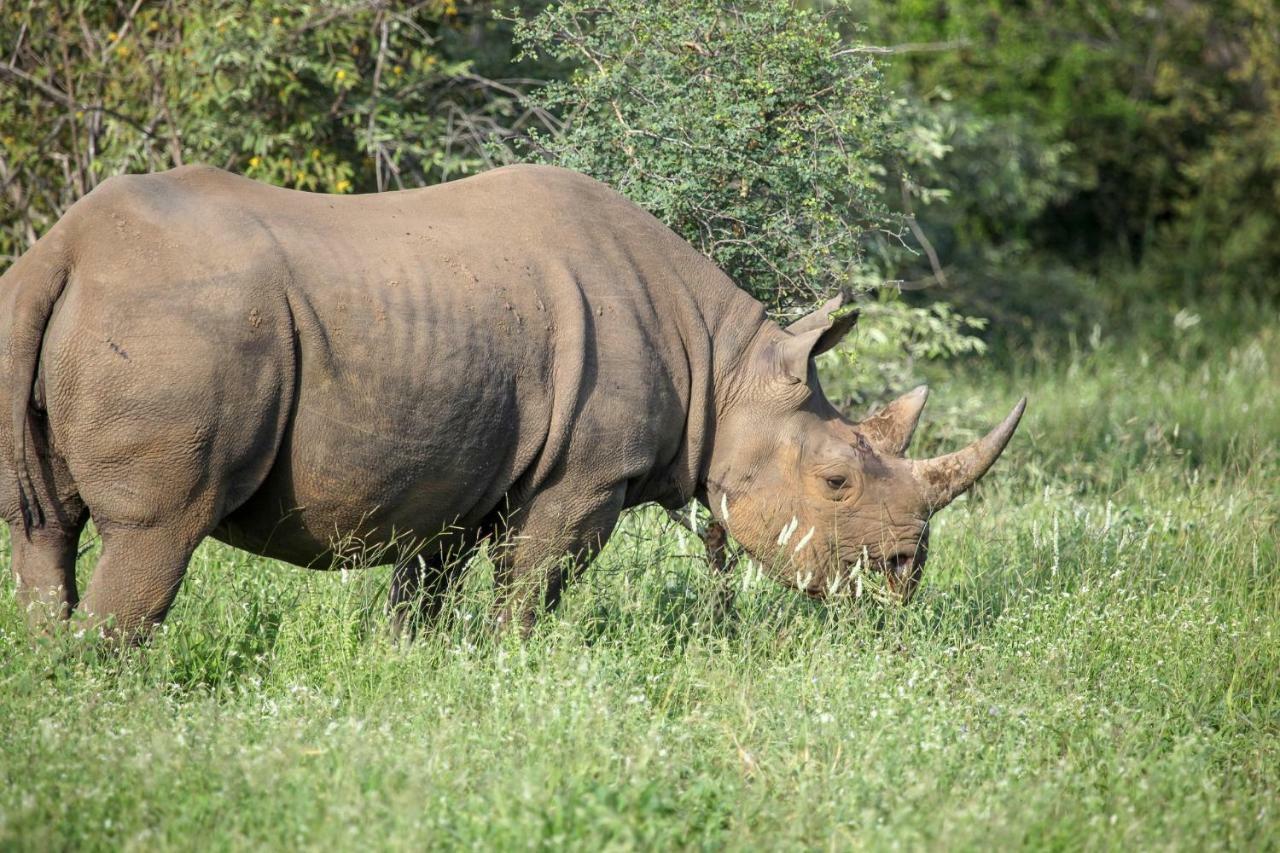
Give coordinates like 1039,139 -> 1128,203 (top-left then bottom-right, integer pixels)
772,326 -> 828,384
784,291 -> 859,358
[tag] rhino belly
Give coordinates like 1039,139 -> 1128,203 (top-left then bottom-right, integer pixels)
212,357 -> 545,569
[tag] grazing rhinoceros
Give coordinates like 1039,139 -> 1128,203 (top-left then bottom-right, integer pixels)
1,164 -> 1024,642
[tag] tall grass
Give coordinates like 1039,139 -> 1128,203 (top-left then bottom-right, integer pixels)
1,319 -> 1276,850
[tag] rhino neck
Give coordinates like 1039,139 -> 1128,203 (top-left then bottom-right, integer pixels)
696,285 -> 773,416
646,269 -> 769,510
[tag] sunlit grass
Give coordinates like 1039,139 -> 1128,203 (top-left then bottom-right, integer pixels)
1,321 -> 1276,850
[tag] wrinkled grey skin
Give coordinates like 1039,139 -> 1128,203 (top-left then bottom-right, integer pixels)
0,164 -> 1023,642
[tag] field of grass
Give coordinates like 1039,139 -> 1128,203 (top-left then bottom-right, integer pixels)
1,313 -> 1277,850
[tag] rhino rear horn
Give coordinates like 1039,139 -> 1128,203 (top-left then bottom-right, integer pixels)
911,397 -> 1026,512
860,385 -> 929,456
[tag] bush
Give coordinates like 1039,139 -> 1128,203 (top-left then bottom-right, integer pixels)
509,0 -> 985,393
511,0 -> 893,313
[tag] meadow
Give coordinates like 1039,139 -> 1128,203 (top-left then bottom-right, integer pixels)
1,309 -> 1276,850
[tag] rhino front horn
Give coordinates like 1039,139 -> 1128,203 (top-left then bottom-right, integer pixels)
912,397 -> 1026,512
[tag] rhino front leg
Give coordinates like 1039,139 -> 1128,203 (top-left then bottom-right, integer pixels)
387,523 -> 496,640
491,483 -> 626,636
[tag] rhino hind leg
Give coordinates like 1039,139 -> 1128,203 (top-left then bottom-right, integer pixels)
76,522 -> 211,643
35,281 -> 295,644
10,508 -> 88,631
66,407 -> 268,645
68,413 -> 288,645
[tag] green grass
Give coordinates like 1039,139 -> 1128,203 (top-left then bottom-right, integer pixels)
1,318 -> 1277,851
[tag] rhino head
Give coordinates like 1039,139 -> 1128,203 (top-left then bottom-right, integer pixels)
706,294 -> 1025,601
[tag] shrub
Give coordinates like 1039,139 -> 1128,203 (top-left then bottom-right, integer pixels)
509,0 -> 985,393
511,0 -> 894,312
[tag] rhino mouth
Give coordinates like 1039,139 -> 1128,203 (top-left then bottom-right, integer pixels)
825,550 -> 920,601
878,551 -> 923,601
838,550 -> 917,575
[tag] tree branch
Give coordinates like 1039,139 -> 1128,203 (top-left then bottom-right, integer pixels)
900,176 -> 948,289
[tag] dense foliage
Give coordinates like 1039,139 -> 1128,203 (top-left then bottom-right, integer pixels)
850,0 -> 1280,338
507,0 -> 986,394
511,0 -> 894,312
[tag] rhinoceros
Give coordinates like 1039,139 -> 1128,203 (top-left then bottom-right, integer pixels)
0,164 -> 1024,643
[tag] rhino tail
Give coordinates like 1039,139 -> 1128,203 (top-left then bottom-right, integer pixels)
4,238 -> 71,537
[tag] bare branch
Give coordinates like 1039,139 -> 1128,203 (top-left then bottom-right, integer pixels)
899,176 -> 948,289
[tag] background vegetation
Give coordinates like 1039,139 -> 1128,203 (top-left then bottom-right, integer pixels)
1,0 -> 1277,848
849,0 -> 1280,346
5,0 -> 1276,365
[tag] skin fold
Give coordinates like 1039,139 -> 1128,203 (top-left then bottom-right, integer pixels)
0,164 -> 1023,643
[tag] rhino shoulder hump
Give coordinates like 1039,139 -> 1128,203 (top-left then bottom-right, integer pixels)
482,163 -> 618,201
73,165 -> 239,222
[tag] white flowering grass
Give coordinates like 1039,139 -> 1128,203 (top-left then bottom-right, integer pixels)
0,325 -> 1277,850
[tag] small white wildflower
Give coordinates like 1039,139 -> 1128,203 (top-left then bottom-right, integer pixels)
719,493 -> 731,523
793,526 -> 814,553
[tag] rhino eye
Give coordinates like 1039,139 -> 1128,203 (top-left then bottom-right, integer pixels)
825,475 -> 847,490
